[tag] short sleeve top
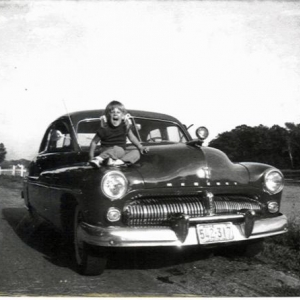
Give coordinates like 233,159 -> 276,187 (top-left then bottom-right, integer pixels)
96,121 -> 130,149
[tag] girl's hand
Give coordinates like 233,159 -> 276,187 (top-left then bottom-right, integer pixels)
140,146 -> 149,154
99,115 -> 107,122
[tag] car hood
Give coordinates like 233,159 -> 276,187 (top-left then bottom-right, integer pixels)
134,144 -> 250,188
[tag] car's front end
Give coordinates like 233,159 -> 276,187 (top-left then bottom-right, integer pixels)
77,142 -> 287,249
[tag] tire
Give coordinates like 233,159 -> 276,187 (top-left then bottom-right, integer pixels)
74,206 -> 108,276
27,204 -> 41,226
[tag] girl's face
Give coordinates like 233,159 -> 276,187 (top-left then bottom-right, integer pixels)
108,107 -> 124,127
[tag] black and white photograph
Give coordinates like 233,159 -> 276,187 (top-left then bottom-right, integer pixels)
0,0 -> 300,297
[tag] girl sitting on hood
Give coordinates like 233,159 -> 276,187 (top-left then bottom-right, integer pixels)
89,100 -> 149,167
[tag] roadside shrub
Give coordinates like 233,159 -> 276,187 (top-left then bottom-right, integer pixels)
0,175 -> 23,190
273,205 -> 300,251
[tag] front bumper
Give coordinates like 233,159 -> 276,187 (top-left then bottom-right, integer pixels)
78,214 -> 288,247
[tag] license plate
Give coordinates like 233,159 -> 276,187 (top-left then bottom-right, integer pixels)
197,223 -> 234,244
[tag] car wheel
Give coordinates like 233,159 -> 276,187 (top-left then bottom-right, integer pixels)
74,206 -> 107,276
27,204 -> 40,224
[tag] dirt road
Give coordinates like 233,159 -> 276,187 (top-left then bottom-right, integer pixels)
0,182 -> 300,297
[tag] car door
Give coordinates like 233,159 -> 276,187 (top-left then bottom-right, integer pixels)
28,120 -> 77,224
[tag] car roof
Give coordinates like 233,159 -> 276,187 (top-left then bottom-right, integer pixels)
57,109 -> 183,126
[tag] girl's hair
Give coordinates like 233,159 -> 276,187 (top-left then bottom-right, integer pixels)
105,100 -> 127,118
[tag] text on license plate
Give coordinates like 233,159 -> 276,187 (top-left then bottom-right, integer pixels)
197,222 -> 234,244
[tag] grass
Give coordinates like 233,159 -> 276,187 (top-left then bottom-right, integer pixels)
0,175 -> 23,190
264,206 -> 300,275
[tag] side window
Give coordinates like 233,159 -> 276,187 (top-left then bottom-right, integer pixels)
40,122 -> 73,153
51,131 -> 71,150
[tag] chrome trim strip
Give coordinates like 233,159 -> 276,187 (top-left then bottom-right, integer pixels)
189,214 -> 244,223
27,176 -> 39,180
27,181 -> 82,194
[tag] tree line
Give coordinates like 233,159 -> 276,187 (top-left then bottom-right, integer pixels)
208,122 -> 300,169
0,143 -> 6,164
0,144 -> 31,168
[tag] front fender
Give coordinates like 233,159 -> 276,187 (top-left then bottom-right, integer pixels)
239,162 -> 278,183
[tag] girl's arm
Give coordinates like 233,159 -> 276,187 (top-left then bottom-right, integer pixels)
89,134 -> 101,160
127,130 -> 149,154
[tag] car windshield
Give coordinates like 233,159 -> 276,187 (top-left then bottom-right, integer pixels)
76,117 -> 188,149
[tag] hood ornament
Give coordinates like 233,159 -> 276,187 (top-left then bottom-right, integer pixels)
197,167 -> 211,179
203,191 -> 216,216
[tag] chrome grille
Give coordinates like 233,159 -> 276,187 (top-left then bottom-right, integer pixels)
123,195 -> 261,226
214,195 -> 261,214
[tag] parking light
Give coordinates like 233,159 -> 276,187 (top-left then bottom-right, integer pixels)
107,207 -> 121,222
268,202 -> 279,214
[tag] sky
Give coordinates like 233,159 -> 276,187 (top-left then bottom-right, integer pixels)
1,0 -> 300,160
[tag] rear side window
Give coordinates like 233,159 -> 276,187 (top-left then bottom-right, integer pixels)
39,122 -> 73,153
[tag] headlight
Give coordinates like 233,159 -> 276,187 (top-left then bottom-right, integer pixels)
263,169 -> 284,194
101,171 -> 128,200
196,126 -> 209,140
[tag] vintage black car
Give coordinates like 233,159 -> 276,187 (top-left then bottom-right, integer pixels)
23,109 -> 288,275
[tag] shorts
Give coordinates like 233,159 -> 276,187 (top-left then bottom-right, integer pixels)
97,146 -> 140,164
